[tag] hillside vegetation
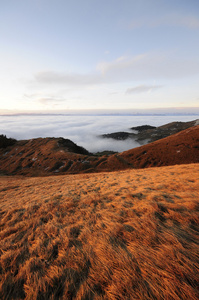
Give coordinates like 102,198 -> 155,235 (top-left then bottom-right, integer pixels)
0,164 -> 199,299
0,125 -> 198,176
0,135 -> 16,149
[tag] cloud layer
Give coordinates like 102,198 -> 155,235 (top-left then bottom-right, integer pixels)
0,114 -> 197,153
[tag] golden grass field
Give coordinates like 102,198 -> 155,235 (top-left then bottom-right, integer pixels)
0,163 -> 199,299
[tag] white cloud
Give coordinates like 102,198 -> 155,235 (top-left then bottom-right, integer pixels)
172,15 -> 199,29
34,71 -> 102,86
97,53 -> 199,81
23,93 -> 66,108
97,54 -> 146,75
126,85 -> 162,94
31,52 -> 199,91
105,50 -> 110,55
129,13 -> 199,29
38,97 -> 65,106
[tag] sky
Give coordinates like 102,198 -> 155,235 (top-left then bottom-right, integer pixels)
0,0 -> 199,114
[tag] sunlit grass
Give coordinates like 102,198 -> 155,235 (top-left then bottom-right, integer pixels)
0,164 -> 199,299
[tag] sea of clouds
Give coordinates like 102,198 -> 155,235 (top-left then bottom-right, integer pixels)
0,114 -> 197,152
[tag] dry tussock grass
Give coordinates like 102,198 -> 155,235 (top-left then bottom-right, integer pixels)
0,163 -> 199,299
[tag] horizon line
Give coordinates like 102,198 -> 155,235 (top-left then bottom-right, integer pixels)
1,107 -> 199,116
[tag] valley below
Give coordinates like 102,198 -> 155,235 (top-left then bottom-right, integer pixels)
0,119 -> 199,299
0,120 -> 199,177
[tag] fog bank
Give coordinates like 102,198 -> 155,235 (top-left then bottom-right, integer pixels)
0,114 -> 197,152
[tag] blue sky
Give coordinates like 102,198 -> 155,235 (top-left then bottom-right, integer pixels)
0,0 -> 199,113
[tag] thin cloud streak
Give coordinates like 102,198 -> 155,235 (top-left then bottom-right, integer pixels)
24,93 -> 66,108
98,54 -> 199,81
32,53 -> 199,89
126,85 -> 162,94
34,71 -> 102,86
129,13 -> 199,30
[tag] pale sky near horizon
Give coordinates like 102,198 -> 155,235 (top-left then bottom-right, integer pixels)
0,0 -> 199,113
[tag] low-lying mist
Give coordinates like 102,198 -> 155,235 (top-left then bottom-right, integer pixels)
0,114 -> 197,152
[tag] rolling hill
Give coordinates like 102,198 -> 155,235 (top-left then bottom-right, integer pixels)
0,124 -> 198,176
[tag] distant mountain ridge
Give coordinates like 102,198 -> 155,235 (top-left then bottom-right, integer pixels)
0,120 -> 198,176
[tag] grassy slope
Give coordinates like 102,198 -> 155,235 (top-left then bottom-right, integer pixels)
0,125 -> 199,176
0,164 -> 199,299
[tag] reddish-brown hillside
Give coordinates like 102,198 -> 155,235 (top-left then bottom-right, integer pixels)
117,124 -> 199,169
0,137 -> 96,176
0,125 -> 198,176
